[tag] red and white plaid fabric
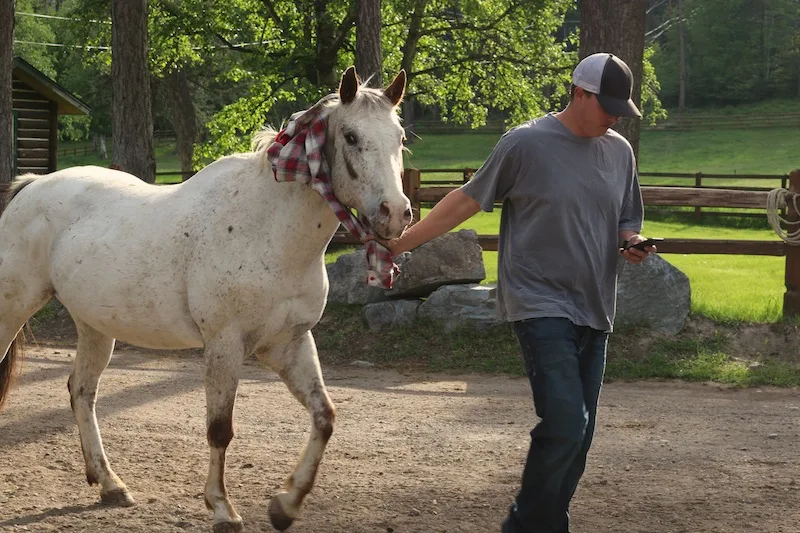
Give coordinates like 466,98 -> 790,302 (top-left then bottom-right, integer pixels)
266,98 -> 399,289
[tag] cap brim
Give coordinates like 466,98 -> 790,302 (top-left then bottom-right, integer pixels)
596,94 -> 642,118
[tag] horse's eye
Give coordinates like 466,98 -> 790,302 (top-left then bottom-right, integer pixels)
344,133 -> 358,145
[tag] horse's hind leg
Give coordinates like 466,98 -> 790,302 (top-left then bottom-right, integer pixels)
261,331 -> 336,531
68,318 -> 134,506
203,339 -> 244,533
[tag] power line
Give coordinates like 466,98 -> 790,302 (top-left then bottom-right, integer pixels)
14,39 -> 277,51
15,11 -> 110,24
13,39 -> 109,50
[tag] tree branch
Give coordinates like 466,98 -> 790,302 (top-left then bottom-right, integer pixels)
258,0 -> 290,35
418,1 -> 522,38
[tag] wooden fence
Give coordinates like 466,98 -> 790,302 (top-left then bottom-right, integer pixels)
333,168 -> 800,317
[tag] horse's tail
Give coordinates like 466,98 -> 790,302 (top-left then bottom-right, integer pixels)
0,174 -> 39,216
0,175 -> 38,411
0,335 -> 24,411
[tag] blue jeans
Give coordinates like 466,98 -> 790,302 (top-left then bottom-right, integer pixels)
502,317 -> 608,533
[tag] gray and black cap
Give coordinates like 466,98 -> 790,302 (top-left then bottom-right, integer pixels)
572,53 -> 642,118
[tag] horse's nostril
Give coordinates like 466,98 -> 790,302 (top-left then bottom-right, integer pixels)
404,208 -> 413,221
379,202 -> 391,219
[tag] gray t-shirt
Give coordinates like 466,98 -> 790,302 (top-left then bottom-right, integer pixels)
461,113 -> 643,331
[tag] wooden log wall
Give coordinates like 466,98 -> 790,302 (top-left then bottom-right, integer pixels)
12,74 -> 57,175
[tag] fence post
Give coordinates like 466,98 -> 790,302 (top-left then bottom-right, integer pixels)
694,172 -> 703,221
402,168 -> 422,225
784,169 -> 800,318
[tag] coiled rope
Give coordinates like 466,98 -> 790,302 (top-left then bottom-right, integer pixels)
766,188 -> 800,245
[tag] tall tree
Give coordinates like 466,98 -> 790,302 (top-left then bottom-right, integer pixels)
580,0 -> 647,159
677,0 -> 686,114
0,0 -> 13,184
356,0 -> 382,87
167,69 -> 197,179
111,0 -> 155,182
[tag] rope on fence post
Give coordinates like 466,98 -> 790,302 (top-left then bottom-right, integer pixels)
781,170 -> 800,317
766,188 -> 800,245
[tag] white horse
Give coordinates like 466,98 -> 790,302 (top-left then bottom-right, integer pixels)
0,66 -> 411,532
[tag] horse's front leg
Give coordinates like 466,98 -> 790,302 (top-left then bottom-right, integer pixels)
203,339 -> 245,533
261,330 -> 336,531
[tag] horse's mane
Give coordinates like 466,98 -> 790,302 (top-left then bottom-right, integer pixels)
251,128 -> 280,171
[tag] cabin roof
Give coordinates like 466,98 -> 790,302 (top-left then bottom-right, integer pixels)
13,57 -> 91,116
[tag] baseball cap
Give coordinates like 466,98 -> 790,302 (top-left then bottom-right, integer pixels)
572,53 -> 642,118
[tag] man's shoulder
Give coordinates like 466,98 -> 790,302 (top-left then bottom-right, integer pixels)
500,115 -> 557,147
603,128 -> 635,152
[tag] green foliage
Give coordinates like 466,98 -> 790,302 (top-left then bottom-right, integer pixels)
13,0 -> 58,76
384,0 -> 577,127
651,0 -> 800,107
640,45 -> 668,125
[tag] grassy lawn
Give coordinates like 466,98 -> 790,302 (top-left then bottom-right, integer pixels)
314,303 -> 800,387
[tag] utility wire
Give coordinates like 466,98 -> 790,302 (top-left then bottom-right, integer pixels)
15,11 -> 110,24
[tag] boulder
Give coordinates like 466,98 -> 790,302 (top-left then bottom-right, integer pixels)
363,299 -> 422,330
417,284 -> 501,331
326,250 -> 388,304
616,254 -> 691,334
387,229 -> 486,298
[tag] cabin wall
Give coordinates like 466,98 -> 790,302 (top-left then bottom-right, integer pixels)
12,74 -> 57,175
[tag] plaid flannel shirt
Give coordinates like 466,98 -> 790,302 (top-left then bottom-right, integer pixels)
266,98 -> 399,289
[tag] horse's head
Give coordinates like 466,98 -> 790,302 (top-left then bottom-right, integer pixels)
324,67 -> 412,240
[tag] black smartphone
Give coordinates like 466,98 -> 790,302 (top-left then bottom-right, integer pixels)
625,237 -> 664,251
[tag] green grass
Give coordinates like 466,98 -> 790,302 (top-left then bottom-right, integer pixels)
606,332 -> 800,387
314,303 -> 800,387
403,123 -> 800,187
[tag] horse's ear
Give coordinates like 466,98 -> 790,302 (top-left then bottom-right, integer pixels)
339,66 -> 360,104
384,70 -> 406,107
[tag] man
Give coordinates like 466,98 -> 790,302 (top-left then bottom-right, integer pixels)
383,53 -> 655,532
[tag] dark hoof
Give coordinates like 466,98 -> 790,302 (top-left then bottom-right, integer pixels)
268,497 -> 295,531
212,521 -> 244,533
100,489 -> 135,507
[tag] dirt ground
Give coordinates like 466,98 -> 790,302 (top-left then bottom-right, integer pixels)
1,326 -> 799,533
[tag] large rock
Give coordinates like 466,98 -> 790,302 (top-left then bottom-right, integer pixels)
326,250 -> 388,304
387,229 -> 486,298
616,254 -> 691,334
363,300 -> 422,330
417,284 -> 501,331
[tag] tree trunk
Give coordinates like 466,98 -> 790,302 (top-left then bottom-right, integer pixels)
0,0 -> 14,184
400,0 -> 427,142
356,0 -> 382,87
167,69 -> 197,180
678,0 -> 686,115
111,0 -> 155,183
579,0 -> 647,160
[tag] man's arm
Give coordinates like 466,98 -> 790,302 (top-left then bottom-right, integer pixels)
386,189 -> 481,256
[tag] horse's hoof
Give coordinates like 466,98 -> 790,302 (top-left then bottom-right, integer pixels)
268,496 -> 295,531
212,521 -> 244,533
100,489 -> 135,507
